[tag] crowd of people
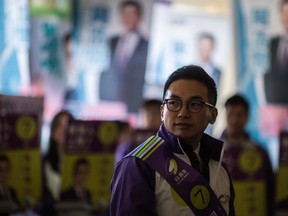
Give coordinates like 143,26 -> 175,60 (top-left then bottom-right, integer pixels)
0,66 -> 281,216
2,0 -> 288,215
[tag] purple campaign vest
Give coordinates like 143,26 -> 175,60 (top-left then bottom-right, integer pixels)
127,135 -> 227,216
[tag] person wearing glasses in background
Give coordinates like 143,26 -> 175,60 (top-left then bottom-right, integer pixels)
110,65 -> 235,216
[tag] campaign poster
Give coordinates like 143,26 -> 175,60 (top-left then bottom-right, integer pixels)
0,94 -> 44,116
60,119 -> 118,212
0,0 -> 30,95
145,1 -> 232,99
70,0 -> 154,115
0,114 -> 41,210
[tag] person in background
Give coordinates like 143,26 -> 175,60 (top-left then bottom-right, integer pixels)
220,94 -> 275,216
138,98 -> 162,131
110,65 -> 235,216
269,0 -> 288,74
100,0 -> 149,113
114,121 -> 133,166
41,110 -> 74,215
60,158 -> 91,204
114,99 -> 162,165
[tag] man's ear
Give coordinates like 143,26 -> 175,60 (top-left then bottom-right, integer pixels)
209,107 -> 218,124
160,104 -> 164,121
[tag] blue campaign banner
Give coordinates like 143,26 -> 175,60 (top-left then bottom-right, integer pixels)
0,0 -> 30,95
234,0 -> 270,141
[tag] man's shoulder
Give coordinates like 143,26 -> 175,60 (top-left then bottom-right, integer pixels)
114,153 -> 155,184
125,135 -> 163,159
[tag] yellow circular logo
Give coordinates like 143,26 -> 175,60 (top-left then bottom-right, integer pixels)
167,159 -> 178,175
16,116 -> 36,141
190,185 -> 210,210
239,150 -> 262,174
98,121 -> 118,146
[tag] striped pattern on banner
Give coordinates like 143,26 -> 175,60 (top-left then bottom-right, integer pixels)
130,135 -> 164,160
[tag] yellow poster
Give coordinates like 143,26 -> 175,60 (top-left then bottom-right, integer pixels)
59,120 -> 118,214
0,114 -> 41,212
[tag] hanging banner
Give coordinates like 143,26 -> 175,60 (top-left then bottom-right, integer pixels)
59,119 -> 118,213
0,0 -> 30,95
29,0 -> 71,122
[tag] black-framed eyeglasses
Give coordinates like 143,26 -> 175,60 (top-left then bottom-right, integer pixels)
163,99 -> 215,113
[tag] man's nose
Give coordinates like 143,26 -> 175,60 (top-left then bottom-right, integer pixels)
177,103 -> 191,117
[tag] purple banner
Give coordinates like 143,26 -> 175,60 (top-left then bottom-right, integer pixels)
65,119 -> 118,153
0,114 -> 39,149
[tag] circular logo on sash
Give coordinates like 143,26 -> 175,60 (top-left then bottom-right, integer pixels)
239,150 -> 262,174
190,185 -> 210,210
16,115 -> 36,141
98,122 -> 118,146
166,159 -> 178,175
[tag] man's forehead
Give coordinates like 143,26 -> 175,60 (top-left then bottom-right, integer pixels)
166,80 -> 209,98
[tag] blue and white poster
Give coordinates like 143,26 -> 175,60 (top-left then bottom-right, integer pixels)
0,0 -> 30,95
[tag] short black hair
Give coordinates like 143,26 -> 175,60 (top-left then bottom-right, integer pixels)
119,0 -> 143,17
224,94 -> 249,113
141,99 -> 162,109
280,0 -> 288,8
198,32 -> 215,45
73,158 -> 89,176
163,65 -> 218,105
63,32 -> 72,44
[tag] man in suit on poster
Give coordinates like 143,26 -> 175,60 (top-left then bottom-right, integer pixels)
60,158 -> 92,204
99,0 -> 149,113
0,155 -> 20,215
265,0 -> 288,104
269,0 -> 288,74
197,33 -> 222,88
196,32 -> 221,135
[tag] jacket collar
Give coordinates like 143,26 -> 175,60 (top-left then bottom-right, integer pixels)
157,124 -> 224,162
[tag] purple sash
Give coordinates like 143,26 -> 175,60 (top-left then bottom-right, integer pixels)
129,135 -> 227,216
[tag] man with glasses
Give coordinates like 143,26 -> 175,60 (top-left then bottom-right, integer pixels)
110,65 -> 235,216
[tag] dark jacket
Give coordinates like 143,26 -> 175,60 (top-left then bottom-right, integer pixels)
110,124 -> 235,216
